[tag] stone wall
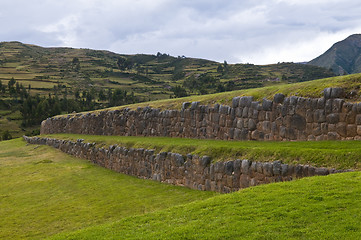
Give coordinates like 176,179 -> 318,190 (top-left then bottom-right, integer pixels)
41,88 -> 361,141
24,136 -> 344,193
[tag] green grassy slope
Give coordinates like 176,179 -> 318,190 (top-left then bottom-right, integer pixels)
0,138 -> 216,239
82,73 -> 361,112
44,134 -> 361,170
50,171 -> 361,240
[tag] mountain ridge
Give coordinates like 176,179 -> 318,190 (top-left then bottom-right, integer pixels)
309,34 -> 361,74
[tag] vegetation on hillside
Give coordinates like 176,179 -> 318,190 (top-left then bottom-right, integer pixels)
84,73 -> 361,113
0,41 -> 334,139
0,138 -> 216,239
0,77 -> 140,139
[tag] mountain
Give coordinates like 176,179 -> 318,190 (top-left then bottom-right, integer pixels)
309,34 -> 361,75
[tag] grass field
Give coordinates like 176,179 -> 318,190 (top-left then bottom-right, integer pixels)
2,137 -> 361,239
0,138 -> 216,239
44,134 -> 361,170
50,171 -> 361,240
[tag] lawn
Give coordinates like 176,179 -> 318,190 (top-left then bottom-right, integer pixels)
0,138 -> 216,239
50,171 -> 361,240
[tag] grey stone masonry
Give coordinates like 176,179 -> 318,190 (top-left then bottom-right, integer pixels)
41,88 -> 361,141
24,136 -> 347,193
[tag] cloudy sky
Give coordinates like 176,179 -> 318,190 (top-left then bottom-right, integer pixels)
1,0 -> 361,64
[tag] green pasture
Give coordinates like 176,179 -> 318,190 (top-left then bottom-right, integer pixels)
0,138 -> 216,239
50,171 -> 361,240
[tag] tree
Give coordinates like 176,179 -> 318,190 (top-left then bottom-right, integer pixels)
217,64 -> 224,74
16,82 -> 20,93
72,57 -> 80,71
2,130 -> 12,141
98,89 -> 106,101
223,60 -> 229,72
172,86 -> 188,98
74,89 -> 80,99
0,80 -> 5,94
117,57 -> 133,71
8,77 -> 16,96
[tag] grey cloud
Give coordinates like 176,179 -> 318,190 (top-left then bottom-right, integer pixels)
1,0 -> 361,64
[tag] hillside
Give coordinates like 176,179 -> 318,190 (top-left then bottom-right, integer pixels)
0,41 -> 334,140
0,41 -> 334,99
309,34 -> 361,75
85,73 -> 361,112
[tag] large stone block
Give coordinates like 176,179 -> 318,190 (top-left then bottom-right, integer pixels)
225,161 -> 234,175
263,162 -> 273,176
241,160 -> 252,174
347,124 -> 357,137
324,87 -> 344,99
314,109 -> 326,123
248,119 -> 257,131
262,98 -> 273,111
274,93 -> 285,104
326,113 -> 339,124
232,97 -> 240,108
290,114 -> 306,131
273,161 -> 282,175
327,132 -> 340,140
336,122 -> 347,137
239,96 -> 253,107
356,114 -> 361,125
240,129 -> 249,140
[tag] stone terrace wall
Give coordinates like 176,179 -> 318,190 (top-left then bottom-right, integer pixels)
41,88 -> 361,141
24,136 -> 344,193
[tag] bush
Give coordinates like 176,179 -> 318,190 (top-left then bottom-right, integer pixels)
2,130 -> 12,141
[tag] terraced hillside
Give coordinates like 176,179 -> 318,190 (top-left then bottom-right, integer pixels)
0,41 -> 334,140
0,41 -> 334,99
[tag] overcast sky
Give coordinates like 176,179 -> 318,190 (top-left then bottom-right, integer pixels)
1,0 -> 361,64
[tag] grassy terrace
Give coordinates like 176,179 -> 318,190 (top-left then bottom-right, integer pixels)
3,137 -> 361,239
79,73 -> 361,113
0,138 -> 216,240
43,134 -> 361,170
50,171 -> 361,240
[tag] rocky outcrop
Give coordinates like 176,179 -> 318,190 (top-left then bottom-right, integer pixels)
24,136 -> 345,193
41,88 -> 361,141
